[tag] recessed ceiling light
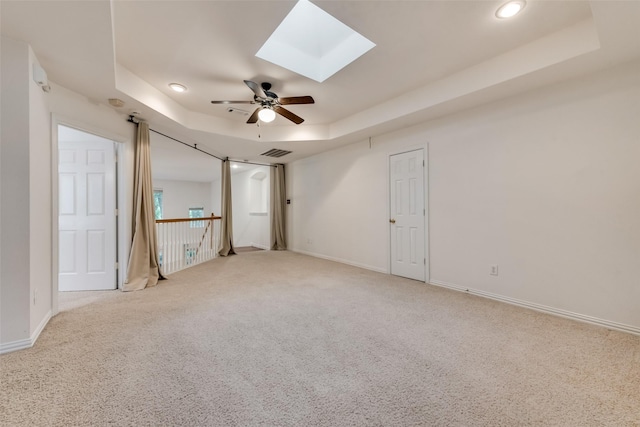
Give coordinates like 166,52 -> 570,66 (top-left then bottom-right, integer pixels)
496,0 -> 526,19
231,164 -> 239,169
168,83 -> 187,93
258,108 -> 276,123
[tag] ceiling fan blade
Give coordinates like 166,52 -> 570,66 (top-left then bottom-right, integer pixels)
274,106 -> 304,124
279,96 -> 315,105
246,107 -> 261,124
211,100 -> 255,105
244,80 -> 267,99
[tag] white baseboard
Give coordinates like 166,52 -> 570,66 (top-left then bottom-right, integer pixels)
290,248 -> 388,274
429,280 -> 640,336
0,338 -> 32,354
32,310 -> 52,343
0,310 -> 52,355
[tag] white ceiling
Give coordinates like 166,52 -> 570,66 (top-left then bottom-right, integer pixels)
2,0 -> 640,176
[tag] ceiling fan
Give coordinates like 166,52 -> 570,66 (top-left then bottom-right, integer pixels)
211,80 -> 314,124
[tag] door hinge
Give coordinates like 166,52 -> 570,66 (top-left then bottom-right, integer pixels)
115,208 -> 119,216
423,160 -> 425,167
115,262 -> 119,270
424,258 -> 426,265
423,208 -> 425,216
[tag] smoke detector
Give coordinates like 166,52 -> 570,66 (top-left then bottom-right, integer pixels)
108,98 -> 125,108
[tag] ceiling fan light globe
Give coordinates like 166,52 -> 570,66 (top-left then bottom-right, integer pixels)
258,108 -> 276,123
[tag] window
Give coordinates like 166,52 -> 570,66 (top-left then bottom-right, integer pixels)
189,207 -> 204,228
153,189 -> 163,220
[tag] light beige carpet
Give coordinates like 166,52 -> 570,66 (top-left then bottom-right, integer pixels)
1,251 -> 639,426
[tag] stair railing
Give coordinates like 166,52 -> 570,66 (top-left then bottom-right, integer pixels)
156,214 -> 221,275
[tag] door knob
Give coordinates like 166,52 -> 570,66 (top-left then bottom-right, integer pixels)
389,219 -> 396,224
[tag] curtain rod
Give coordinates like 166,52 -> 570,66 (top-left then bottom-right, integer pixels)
127,115 -> 277,168
228,159 -> 276,168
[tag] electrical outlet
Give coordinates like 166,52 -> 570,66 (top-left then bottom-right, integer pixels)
490,265 -> 499,276
307,238 -> 313,244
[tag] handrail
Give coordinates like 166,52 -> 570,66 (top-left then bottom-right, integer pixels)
155,214 -> 222,275
156,215 -> 221,224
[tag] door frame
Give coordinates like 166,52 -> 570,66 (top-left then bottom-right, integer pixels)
51,115 -> 129,315
387,146 -> 430,283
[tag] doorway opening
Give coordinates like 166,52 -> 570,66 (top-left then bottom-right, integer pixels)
58,125 -> 117,291
56,125 -> 119,309
210,162 -> 272,253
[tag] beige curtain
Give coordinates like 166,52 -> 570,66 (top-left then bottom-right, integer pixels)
218,159 -> 236,256
123,122 -> 164,291
270,164 -> 287,250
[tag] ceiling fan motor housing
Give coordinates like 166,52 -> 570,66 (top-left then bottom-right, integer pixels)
261,82 -> 278,99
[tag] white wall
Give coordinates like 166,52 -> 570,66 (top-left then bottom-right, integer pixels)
153,179 -> 213,219
287,60 -> 640,332
0,38 -> 52,350
1,37 -> 33,347
211,178 -> 221,218
287,142 -> 390,272
1,37 -> 136,352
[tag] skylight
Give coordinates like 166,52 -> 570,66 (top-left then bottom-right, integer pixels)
256,0 -> 375,83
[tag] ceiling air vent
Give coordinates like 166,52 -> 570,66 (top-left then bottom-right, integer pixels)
260,148 -> 292,158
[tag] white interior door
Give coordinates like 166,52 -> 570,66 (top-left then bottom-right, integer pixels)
58,134 -> 117,291
390,149 -> 426,281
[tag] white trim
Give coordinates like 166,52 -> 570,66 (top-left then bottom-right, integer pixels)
290,249 -> 388,274
31,309 -> 52,343
51,114 -> 60,316
425,143 -> 431,284
0,310 -> 52,354
116,141 -> 129,290
0,339 -> 32,354
429,279 -> 640,336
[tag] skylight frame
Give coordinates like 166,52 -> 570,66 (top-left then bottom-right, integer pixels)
256,0 -> 376,83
